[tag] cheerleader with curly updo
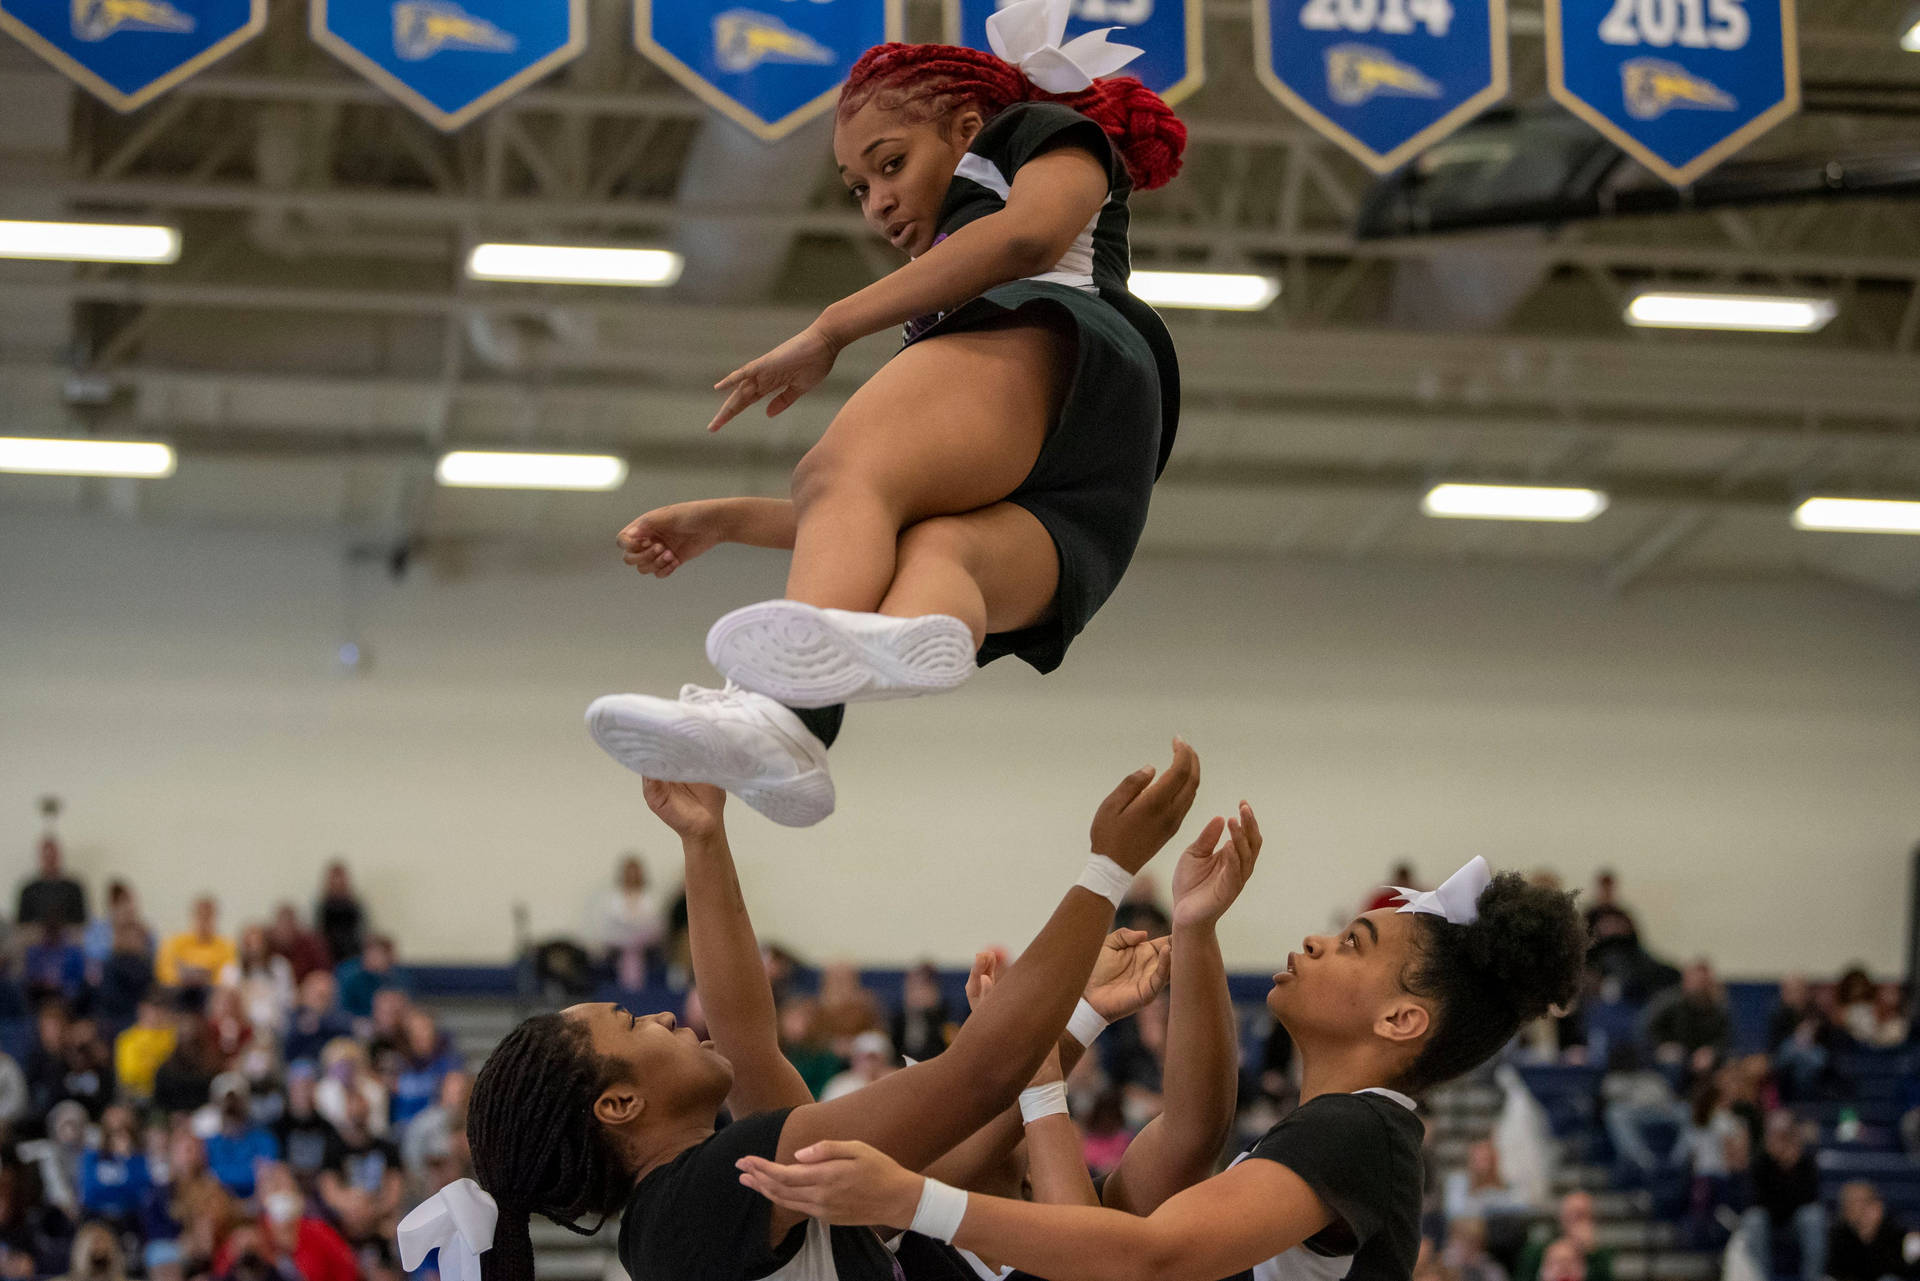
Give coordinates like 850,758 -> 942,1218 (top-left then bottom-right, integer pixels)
588,0 -> 1188,826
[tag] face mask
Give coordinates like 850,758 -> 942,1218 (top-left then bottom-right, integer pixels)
266,1192 -> 304,1225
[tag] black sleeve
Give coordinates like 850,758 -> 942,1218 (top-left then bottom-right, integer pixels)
1243,1095 -> 1395,1245
979,102 -> 1121,189
620,1110 -> 800,1281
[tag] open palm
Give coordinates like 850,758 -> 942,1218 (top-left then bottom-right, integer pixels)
1085,928 -> 1171,1022
1170,804 -> 1263,929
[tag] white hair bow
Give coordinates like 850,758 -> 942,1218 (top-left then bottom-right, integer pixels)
1391,856 -> 1491,926
397,1179 -> 498,1281
985,0 -> 1144,94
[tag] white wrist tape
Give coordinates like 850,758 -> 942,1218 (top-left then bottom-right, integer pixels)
1066,998 -> 1109,1048
1019,1080 -> 1070,1125
1077,854 -> 1133,909
909,1178 -> 969,1243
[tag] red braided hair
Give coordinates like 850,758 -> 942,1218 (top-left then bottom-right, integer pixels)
838,43 -> 1187,191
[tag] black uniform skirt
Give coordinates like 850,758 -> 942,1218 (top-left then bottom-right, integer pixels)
902,278 -> 1179,675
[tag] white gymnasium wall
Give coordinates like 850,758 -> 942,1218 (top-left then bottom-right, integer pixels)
2,508 -> 1916,978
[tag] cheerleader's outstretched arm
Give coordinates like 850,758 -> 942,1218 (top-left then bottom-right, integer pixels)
617,498 -> 796,579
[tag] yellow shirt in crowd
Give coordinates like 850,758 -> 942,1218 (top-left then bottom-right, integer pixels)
155,931 -> 238,987
114,1025 -> 178,1098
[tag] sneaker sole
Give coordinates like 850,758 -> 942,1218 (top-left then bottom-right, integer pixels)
585,695 -> 835,828
706,601 -> 975,709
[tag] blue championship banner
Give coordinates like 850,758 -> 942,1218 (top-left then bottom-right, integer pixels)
0,0 -> 264,111
1254,0 -> 1510,174
944,0 -> 1204,105
1547,0 -> 1798,186
311,0 -> 586,131
636,0 -> 904,142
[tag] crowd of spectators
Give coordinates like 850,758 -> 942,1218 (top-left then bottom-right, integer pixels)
1,836 -> 466,1281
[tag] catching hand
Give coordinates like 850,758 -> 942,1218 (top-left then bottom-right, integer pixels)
708,327 -> 839,433
643,778 -> 726,842
737,1141 -> 922,1229
1084,928 -> 1172,1022
617,501 -> 729,579
1087,738 -> 1201,874
1170,802 -> 1263,929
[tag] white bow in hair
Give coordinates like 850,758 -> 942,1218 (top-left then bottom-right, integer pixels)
398,1179 -> 498,1281
1391,856 -> 1492,926
985,0 -> 1144,94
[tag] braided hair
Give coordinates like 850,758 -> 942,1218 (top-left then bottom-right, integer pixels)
1394,873 -> 1588,1094
839,43 -> 1187,191
467,1013 -> 635,1281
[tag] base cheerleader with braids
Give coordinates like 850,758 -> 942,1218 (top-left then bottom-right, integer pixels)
586,0 -> 1189,826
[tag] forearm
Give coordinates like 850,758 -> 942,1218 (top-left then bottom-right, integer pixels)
817,213 -> 1040,348
1159,922 -> 1238,1171
1024,1113 -> 1100,1208
713,497 -> 797,550
950,1196 -> 1173,1281
679,828 -> 779,1052
923,1034 -> 1086,1192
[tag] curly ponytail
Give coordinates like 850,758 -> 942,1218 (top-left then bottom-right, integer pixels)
467,1014 -> 635,1281
1395,872 -> 1588,1094
839,43 -> 1187,190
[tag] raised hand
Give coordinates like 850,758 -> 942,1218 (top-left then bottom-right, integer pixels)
708,327 -> 840,433
737,1140 -> 921,1229
1170,803 -> 1263,930
1087,738 -> 1202,874
1085,928 -> 1172,1022
643,777 -> 727,842
617,500 -> 731,579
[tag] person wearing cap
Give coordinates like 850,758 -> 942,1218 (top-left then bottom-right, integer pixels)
821,1031 -> 900,1102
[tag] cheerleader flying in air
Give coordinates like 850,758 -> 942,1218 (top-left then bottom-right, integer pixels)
587,0 -> 1188,826
736,859 -> 1590,1281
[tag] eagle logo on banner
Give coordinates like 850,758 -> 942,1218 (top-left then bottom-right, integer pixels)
0,0 -> 264,110
311,0 -> 584,131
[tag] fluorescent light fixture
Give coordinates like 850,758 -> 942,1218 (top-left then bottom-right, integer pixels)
1902,16 -> 1920,51
1792,496 -> 1920,535
1128,270 -> 1281,311
0,436 -> 175,477
435,450 -> 628,491
1422,483 -> 1609,522
466,243 -> 683,287
0,219 -> 180,264
1625,291 -> 1836,333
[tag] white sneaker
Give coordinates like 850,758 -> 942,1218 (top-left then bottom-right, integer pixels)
706,600 -> 975,709
585,683 -> 835,828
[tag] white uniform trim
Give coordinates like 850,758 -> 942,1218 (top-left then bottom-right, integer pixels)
764,1217 -> 844,1281
951,153 -> 1100,293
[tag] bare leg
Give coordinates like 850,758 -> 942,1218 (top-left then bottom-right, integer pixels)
879,505 -> 1060,648
785,315 -> 1071,615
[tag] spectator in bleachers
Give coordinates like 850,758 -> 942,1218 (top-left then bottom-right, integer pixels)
1828,1180 -> 1919,1281
1741,1111 -> 1827,1281
0,959 -> 25,1025
112,997 -> 177,1103
314,1040 -> 388,1140
211,1165 -> 357,1281
813,961 -> 884,1052
51,1020 -> 113,1122
15,838 -> 87,935
272,1062 -> 344,1192
890,962 -> 952,1063
154,898 -> 237,996
79,1105 -> 152,1230
1602,1045 -> 1689,1176
53,1219 -> 126,1281
1115,873 -> 1172,938
23,1001 -> 71,1129
80,882 -> 148,969
282,972 -> 351,1066
1,1152 -> 71,1279
1646,959 -> 1732,1078
19,1101 -> 86,1217
819,1030 -> 898,1101
1445,1140 -> 1536,1221
204,989 -> 253,1072
388,1008 -> 457,1129
1442,1216 -> 1510,1281
318,1090 -> 405,1276
1584,871 -> 1638,945
234,927 -> 294,1040
333,935 -> 398,1021
1105,987 -> 1170,1126
265,905 -> 331,986
22,927 -> 86,1005
200,1075 -> 279,1198
399,1069 -> 468,1181
363,989 -> 412,1065
1538,1236 -> 1590,1281
149,1018 -> 219,1116
91,923 -> 155,1032
596,853 -> 667,992
1363,862 -> 1421,914
1516,1191 -> 1614,1281
1844,983 -> 1911,1050
1079,1086 -> 1131,1177
0,1051 -> 24,1132
313,862 -> 366,968
1769,974 -> 1839,1101
775,995 -> 841,1099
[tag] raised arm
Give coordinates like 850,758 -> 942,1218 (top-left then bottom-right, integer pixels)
644,779 -> 811,1116
1019,1046 -> 1101,1208
774,741 -> 1201,1175
1104,804 -> 1263,1216
739,1143 -> 1334,1281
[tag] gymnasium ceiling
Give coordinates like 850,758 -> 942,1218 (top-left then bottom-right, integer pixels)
1,0 -> 1917,597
